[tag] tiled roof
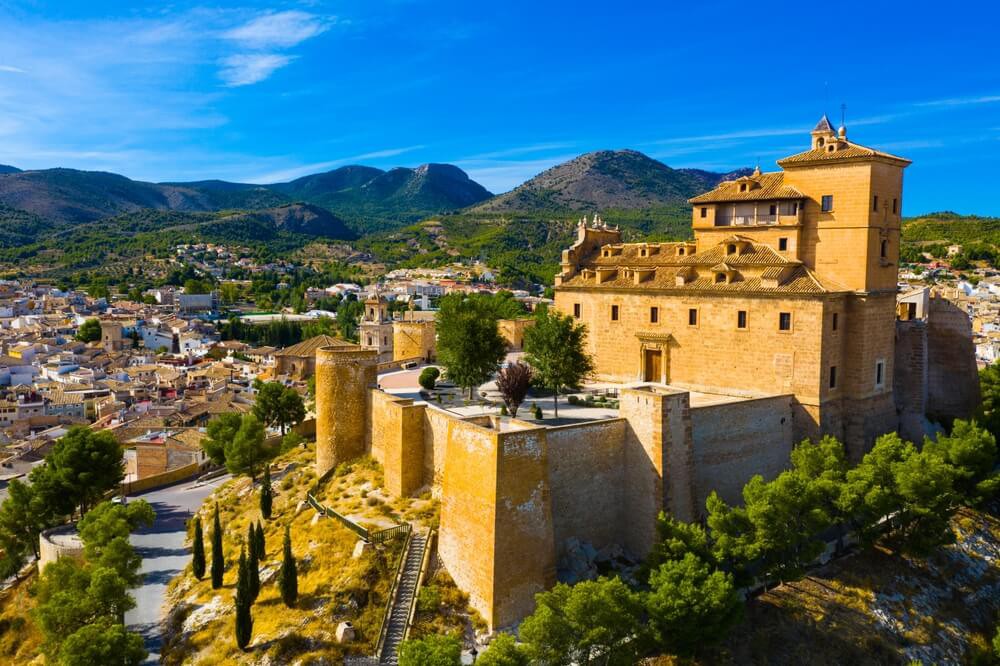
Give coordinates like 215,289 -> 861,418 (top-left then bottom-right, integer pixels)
778,140 -> 911,166
689,172 -> 804,204
274,334 -> 354,357
562,236 -> 834,295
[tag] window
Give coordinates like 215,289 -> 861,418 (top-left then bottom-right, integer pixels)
383,336 -> 388,346
892,198 -> 898,214
739,183 -> 747,192
678,248 -> 685,256
779,312 -> 792,331
769,204 -> 777,215
829,366 -> 838,389
727,244 -> 736,255
611,305 -> 619,321
737,310 -> 747,329
821,195 -> 833,212
715,273 -> 726,284
875,360 -> 885,388
688,308 -> 698,326
880,239 -> 888,258
778,237 -> 788,251
573,303 -> 581,318
873,195 -> 879,212
650,307 -> 659,324
700,207 -> 707,218
832,312 -> 839,331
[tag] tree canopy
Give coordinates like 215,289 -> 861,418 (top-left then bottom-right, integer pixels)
435,294 -> 508,399
75,318 -> 101,343
44,427 -> 125,516
523,305 -> 594,417
225,414 -> 268,482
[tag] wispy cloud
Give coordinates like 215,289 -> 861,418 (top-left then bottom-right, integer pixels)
0,65 -> 24,73
916,94 -> 1000,107
463,142 -> 576,160
220,53 -> 294,87
249,145 -> 427,183
223,10 -> 334,49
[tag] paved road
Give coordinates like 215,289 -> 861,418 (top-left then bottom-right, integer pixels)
124,474 -> 230,664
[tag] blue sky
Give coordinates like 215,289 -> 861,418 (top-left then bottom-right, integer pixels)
0,1 -> 998,215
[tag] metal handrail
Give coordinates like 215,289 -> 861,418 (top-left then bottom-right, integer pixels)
374,529 -> 413,661
404,529 -> 435,640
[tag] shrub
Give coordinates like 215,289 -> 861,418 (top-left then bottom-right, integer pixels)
417,585 -> 442,612
532,404 -> 543,420
419,367 -> 440,391
567,395 -> 579,405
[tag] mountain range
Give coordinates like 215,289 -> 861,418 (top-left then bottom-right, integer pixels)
0,150 -> 753,282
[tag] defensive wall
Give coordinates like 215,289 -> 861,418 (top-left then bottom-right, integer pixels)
314,345 -> 796,629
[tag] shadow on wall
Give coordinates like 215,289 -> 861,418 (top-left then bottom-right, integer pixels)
926,296 -> 980,425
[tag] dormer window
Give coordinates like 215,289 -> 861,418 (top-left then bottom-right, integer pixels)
715,273 -> 726,284
678,248 -> 685,256
727,244 -> 737,255
739,183 -> 748,192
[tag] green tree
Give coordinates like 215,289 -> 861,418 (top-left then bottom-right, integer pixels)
254,381 -> 305,435
520,576 -> 645,665
77,500 -> 155,585
46,427 -> 125,515
645,553 -> 742,657
705,492 -> 757,584
191,518 -> 206,580
0,478 -> 61,571
279,524 -> 298,608
225,414 -> 267,482
398,634 -> 462,666
203,412 -> 242,466
477,633 -> 528,666
260,466 -> 273,520
889,448 -> 958,555
247,524 -> 260,602
436,294 -> 508,399
646,512 -> 716,575
75,318 -> 102,343
219,282 -> 241,304
923,419 -> 1000,502
211,503 -> 224,589
838,432 -> 914,546
977,361 -> 1000,439
234,546 -> 253,651
523,305 -> 594,417
58,619 -> 147,666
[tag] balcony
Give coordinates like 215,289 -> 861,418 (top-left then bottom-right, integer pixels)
712,204 -> 801,227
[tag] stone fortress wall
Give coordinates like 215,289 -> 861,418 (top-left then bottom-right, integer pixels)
314,346 -> 795,629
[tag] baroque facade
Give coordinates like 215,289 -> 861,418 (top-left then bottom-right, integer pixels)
554,117 -> 909,458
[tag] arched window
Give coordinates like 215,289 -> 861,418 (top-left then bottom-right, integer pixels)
715,273 -> 726,284
727,244 -> 736,255
880,239 -> 888,258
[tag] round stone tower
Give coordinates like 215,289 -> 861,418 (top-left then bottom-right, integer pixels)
315,345 -> 379,477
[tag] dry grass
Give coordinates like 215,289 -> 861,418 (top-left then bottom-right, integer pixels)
161,443 -> 404,665
0,570 -> 43,664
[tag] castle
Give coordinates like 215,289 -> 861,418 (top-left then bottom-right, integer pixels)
313,120 -> 977,630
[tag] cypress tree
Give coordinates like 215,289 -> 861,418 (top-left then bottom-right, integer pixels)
279,524 -> 298,608
255,521 -> 266,560
211,503 -> 224,589
234,546 -> 253,651
260,466 -> 273,520
191,518 -> 205,580
247,523 -> 260,602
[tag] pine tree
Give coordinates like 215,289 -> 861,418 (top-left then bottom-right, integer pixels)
247,523 -> 260,602
234,546 -> 253,651
211,503 -> 224,589
279,524 -> 298,608
191,518 -> 205,580
260,466 -> 273,520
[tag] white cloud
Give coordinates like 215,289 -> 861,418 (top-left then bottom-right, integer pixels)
223,10 -> 333,49
916,94 -> 1000,107
463,142 -> 576,160
0,65 -> 24,73
219,54 -> 294,87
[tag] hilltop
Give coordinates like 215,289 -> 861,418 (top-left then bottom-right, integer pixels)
474,149 -> 749,213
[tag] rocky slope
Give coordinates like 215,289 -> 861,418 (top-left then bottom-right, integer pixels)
474,149 -> 750,213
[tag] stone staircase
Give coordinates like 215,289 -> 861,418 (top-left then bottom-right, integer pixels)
377,530 -> 429,665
